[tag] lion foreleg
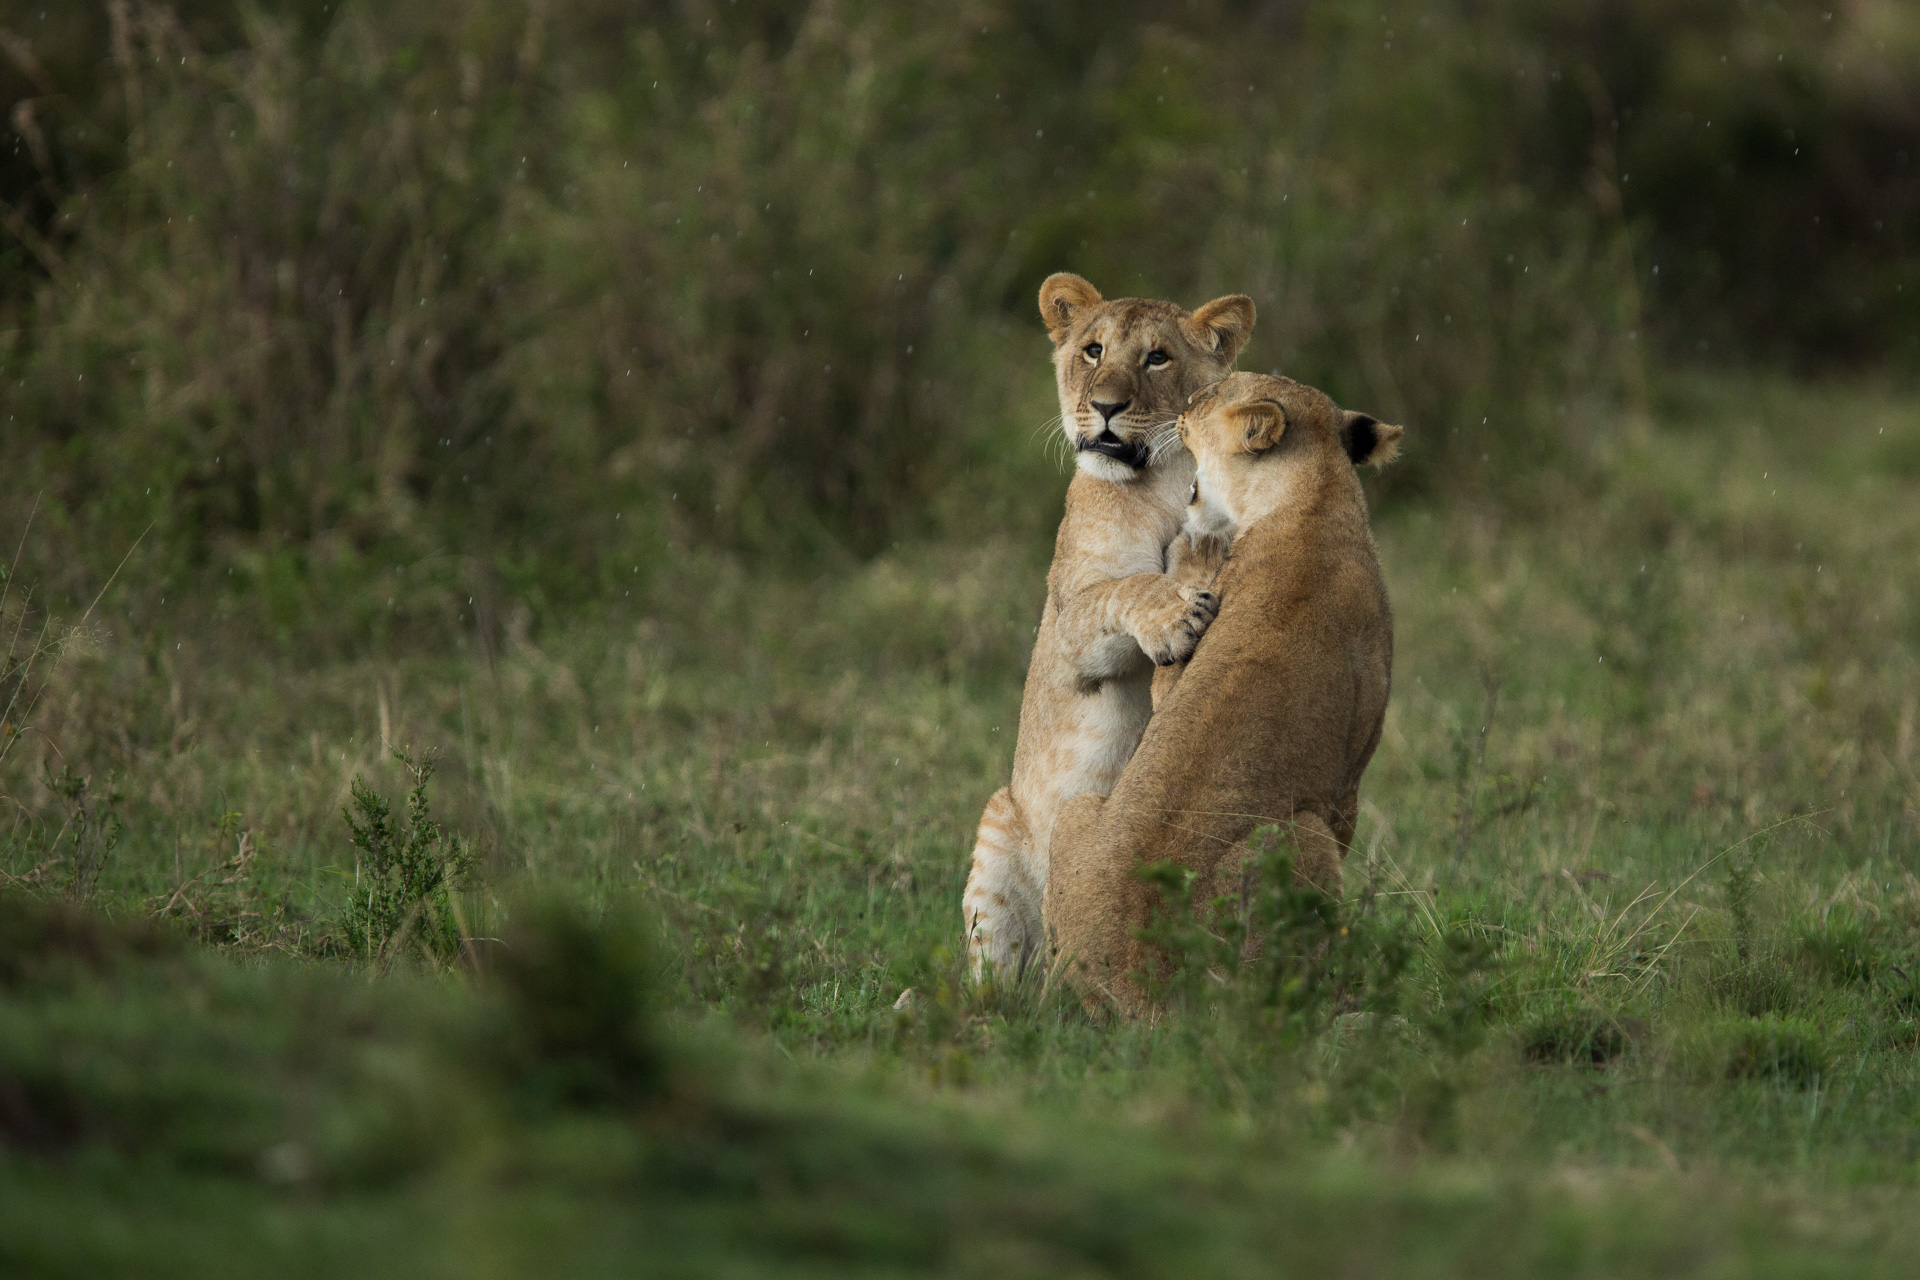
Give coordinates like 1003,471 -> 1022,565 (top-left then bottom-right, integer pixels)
1147,533 -> 1228,709
1057,573 -> 1219,681
1164,529 -> 1228,593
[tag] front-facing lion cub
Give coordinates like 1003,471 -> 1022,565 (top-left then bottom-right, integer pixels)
961,274 -> 1256,979
1045,372 -> 1403,1015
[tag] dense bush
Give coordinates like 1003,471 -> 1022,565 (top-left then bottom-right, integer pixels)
2,1 -> 1914,627
1507,0 -> 1920,364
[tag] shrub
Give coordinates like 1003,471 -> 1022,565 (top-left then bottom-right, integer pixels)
6,0 -> 1917,628
340,751 -> 477,966
43,766 -> 124,903
1711,839 -> 1800,1016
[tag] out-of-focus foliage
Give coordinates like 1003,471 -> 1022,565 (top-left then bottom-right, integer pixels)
1508,0 -> 1920,363
14,895 -> 1920,1278
1,1 -> 1914,630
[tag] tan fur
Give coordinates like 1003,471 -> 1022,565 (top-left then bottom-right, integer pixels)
1043,372 -> 1403,1014
961,275 -> 1255,979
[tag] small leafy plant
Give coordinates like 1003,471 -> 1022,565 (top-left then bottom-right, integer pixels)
46,765 -> 125,903
1725,842 -> 1760,970
1133,824 -> 1416,1043
341,751 -> 478,966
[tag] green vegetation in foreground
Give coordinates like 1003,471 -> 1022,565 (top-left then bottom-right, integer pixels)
3,373 -> 1920,1273
7,896 -> 1920,1280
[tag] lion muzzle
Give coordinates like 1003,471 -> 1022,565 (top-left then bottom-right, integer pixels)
1075,428 -> 1149,470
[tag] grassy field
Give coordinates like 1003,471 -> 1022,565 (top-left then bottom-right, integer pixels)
5,368 -> 1919,1274
6,3 -> 1919,1272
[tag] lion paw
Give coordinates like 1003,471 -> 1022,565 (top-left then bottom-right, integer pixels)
1166,530 -> 1229,590
1137,588 -> 1219,666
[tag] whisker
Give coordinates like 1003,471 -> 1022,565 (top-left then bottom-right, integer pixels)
1028,412 -> 1064,443
1045,428 -> 1072,473
1029,413 -> 1077,473
1146,420 -> 1184,465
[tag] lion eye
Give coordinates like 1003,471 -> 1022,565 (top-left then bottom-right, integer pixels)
1145,350 -> 1170,367
1082,343 -> 1103,361
1188,480 -> 1199,505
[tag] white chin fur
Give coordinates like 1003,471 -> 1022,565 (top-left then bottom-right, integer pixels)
1074,452 -> 1140,483
1184,499 -> 1235,541
1185,467 -> 1237,539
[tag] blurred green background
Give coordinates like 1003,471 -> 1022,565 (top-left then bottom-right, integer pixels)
5,0 -> 1916,630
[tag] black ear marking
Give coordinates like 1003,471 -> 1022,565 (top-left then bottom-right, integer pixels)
1343,414 -> 1379,466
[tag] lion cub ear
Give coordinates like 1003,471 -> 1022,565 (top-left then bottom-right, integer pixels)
1185,295 -> 1256,363
1235,401 -> 1287,453
1039,273 -> 1103,342
1341,411 -> 1404,467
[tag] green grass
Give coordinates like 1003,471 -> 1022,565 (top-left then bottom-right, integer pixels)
4,371 -> 1920,1272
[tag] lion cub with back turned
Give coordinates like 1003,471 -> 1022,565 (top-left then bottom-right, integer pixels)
961,274 -> 1255,979
1044,372 -> 1403,1014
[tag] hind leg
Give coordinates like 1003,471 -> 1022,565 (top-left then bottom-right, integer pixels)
1290,811 -> 1348,897
962,787 -> 1040,981
1044,791 -> 1142,1014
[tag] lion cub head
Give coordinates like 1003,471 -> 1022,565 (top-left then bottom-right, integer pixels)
1038,273 -> 1256,483
1178,372 -> 1403,535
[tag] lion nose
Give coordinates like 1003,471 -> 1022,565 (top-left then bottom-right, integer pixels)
1091,397 -> 1131,424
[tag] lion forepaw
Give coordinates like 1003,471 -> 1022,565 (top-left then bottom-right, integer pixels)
1138,588 -> 1219,666
1167,530 -> 1229,590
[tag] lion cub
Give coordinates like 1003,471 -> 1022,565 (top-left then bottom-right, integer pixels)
1044,372 -> 1402,1013
961,274 -> 1255,979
